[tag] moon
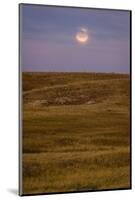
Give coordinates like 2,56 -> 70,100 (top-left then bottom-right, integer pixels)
75,28 -> 89,44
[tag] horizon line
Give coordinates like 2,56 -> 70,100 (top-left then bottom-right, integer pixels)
22,71 -> 130,74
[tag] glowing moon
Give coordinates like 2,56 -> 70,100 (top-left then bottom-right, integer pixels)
75,28 -> 89,44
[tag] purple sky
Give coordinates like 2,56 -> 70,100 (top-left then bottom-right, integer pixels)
20,4 -> 130,73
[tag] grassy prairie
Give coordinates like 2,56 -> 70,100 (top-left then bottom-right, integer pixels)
22,72 -> 131,194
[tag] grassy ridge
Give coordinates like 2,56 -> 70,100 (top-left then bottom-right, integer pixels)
22,72 -> 130,194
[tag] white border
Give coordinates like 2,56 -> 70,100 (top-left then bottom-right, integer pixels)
0,0 -> 134,199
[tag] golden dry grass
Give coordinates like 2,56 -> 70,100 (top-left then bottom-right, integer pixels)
22,72 -> 131,194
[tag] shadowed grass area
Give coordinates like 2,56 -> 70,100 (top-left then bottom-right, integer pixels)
22,72 -> 130,194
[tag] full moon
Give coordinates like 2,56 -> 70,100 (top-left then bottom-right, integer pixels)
75,28 -> 89,44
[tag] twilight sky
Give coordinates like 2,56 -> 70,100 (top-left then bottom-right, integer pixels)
21,4 -> 130,73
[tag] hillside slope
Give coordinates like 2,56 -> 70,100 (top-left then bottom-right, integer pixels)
22,72 -> 131,194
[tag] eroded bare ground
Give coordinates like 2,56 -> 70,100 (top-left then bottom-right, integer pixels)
22,72 -> 131,194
